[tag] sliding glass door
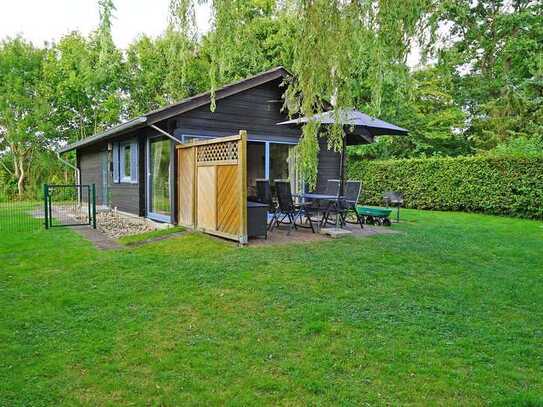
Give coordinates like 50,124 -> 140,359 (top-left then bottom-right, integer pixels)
247,141 -> 299,195
148,137 -> 172,222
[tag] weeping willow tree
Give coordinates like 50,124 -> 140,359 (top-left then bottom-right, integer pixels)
173,0 -> 437,188
168,0 -> 198,93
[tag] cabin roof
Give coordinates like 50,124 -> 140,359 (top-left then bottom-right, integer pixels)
60,66 -> 291,153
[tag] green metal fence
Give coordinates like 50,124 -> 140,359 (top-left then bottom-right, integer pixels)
43,184 -> 97,229
0,199 -> 44,233
0,184 -> 97,232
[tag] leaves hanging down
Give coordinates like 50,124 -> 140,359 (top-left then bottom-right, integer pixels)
172,0 -> 435,188
289,1 -> 440,186
126,31 -> 209,117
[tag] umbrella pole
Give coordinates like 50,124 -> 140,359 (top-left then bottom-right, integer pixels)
336,137 -> 346,229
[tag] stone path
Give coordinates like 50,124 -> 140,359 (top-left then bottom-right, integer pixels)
72,226 -> 187,250
72,226 -> 122,250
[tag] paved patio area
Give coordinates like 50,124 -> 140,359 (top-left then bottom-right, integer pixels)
248,222 -> 399,246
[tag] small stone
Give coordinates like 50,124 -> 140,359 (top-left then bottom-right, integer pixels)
320,228 -> 352,238
95,211 -> 156,240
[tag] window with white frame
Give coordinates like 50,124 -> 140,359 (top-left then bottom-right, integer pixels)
113,140 -> 138,183
121,143 -> 132,181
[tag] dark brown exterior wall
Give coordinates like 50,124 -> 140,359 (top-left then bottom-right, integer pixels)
77,133 -> 145,216
78,145 -> 106,206
316,138 -> 341,193
173,79 -> 300,142
171,77 -> 341,194
110,184 -> 140,214
109,132 -> 144,216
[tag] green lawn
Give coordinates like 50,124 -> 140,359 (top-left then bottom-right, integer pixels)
1,210 -> 542,405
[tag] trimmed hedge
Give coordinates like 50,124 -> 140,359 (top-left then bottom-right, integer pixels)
347,155 -> 543,219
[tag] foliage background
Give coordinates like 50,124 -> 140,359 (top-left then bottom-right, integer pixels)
0,0 -> 542,202
348,154 -> 543,219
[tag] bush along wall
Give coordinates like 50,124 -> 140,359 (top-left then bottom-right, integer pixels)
347,155 -> 543,219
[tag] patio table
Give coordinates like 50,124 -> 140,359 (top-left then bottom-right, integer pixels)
295,193 -> 345,230
298,193 -> 343,200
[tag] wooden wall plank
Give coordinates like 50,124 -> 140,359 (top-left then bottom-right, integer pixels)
197,166 -> 217,230
79,149 -> 105,206
316,137 -> 341,193
239,131 -> 248,243
178,147 -> 195,226
217,165 -> 240,235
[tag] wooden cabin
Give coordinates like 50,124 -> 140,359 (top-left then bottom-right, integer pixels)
60,67 -> 359,242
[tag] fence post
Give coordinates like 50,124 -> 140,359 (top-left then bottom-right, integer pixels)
92,184 -> 97,229
87,185 -> 91,226
43,184 -> 49,230
48,188 -> 53,227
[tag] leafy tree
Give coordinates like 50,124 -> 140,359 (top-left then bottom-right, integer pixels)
125,31 -> 209,116
351,65 -> 469,159
0,37 -> 50,197
42,0 -> 124,144
2,0 -> 542,199
439,0 -> 543,149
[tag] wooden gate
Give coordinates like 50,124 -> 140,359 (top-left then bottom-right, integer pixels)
176,131 -> 248,243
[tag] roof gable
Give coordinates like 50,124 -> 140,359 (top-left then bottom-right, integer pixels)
146,66 -> 290,125
60,66 -> 291,153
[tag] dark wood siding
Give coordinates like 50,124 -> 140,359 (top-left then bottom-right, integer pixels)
110,184 -> 140,214
174,79 -> 299,142
109,133 -> 142,216
316,138 -> 341,193
79,146 -> 106,206
171,79 -> 341,194
78,135 -> 142,216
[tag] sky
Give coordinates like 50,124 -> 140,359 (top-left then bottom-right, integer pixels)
0,1 -> 422,66
0,0 -> 211,48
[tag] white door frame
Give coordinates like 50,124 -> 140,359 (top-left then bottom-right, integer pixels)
146,135 -> 175,223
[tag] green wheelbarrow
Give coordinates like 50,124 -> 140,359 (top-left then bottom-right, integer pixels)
356,206 -> 393,226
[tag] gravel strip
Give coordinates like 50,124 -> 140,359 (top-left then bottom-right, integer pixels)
96,211 -> 156,240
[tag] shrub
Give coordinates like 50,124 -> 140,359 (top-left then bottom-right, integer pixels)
347,155 -> 543,219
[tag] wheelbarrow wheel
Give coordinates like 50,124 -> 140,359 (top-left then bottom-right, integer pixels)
382,218 -> 391,226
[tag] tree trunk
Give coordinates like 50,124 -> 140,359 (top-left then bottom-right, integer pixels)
16,159 -> 25,197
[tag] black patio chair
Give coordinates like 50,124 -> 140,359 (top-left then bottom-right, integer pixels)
272,180 -> 316,235
321,180 -> 364,229
383,191 -> 404,223
325,179 -> 341,196
256,179 -> 278,231
342,181 -> 364,229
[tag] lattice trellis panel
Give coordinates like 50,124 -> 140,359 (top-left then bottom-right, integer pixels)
197,141 -> 239,164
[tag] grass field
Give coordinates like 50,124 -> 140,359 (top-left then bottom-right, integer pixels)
1,209 -> 542,405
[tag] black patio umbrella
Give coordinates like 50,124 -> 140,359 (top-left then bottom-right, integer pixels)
277,108 -> 408,193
